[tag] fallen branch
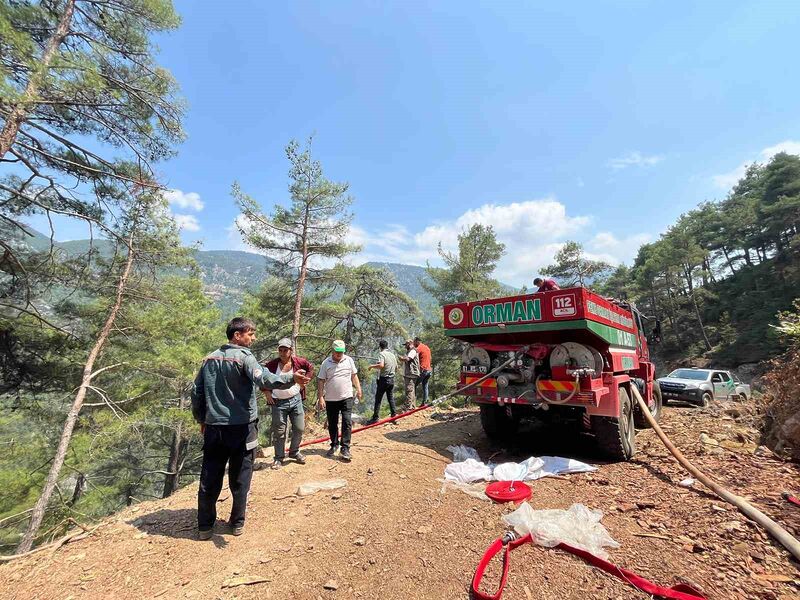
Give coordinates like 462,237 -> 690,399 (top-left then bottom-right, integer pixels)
0,521 -> 102,563
630,385 -> 800,564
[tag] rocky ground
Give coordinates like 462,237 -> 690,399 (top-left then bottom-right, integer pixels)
1,399 -> 799,600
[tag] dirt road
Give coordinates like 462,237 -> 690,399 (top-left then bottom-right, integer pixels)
2,401 -> 799,599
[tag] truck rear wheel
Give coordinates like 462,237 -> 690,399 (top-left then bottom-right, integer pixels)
592,386 -> 635,460
479,404 -> 517,440
634,384 -> 662,429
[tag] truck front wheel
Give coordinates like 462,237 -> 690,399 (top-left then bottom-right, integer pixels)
592,386 -> 636,460
479,404 -> 518,441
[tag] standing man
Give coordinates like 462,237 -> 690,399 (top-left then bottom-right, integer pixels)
317,340 -> 362,462
366,340 -> 398,424
534,277 -> 560,292
399,339 -> 420,411
191,317 -> 309,540
413,336 -> 432,405
262,338 -> 315,469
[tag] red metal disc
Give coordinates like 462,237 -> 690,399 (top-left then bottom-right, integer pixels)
485,480 -> 532,503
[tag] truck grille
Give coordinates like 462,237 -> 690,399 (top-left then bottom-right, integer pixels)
659,382 -> 686,390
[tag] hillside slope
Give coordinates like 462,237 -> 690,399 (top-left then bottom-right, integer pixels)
2,403 -> 797,599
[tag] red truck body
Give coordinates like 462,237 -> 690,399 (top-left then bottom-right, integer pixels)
443,287 -> 660,459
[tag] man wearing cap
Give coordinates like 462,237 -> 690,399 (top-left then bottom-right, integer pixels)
191,317 -> 310,540
262,338 -> 315,469
317,340 -> 362,462
398,339 -> 420,411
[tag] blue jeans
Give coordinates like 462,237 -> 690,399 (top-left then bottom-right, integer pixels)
418,370 -> 432,404
271,394 -> 305,459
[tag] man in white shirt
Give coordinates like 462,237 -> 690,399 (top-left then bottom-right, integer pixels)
317,340 -> 363,462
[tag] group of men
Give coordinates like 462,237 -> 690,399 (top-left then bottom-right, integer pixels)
190,317 -> 433,540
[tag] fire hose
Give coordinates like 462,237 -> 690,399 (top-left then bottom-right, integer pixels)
471,532 -> 706,600
628,385 -> 800,564
295,346 -> 532,450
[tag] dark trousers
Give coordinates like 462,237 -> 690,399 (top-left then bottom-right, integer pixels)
197,422 -> 257,530
372,376 -> 397,418
418,369 -> 432,404
325,397 -> 353,450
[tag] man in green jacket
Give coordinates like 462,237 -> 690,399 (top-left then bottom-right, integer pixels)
191,317 -> 309,540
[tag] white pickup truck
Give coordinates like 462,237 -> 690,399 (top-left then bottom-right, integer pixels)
657,368 -> 751,407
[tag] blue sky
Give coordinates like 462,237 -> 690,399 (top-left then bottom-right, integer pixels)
58,1 -> 800,286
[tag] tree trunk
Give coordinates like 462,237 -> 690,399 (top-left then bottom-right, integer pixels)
721,246 -> 737,276
0,0 -> 76,158
690,291 -> 713,352
16,237 -> 135,554
743,248 -> 753,266
68,473 -> 86,507
162,393 -> 188,498
290,208 -> 311,351
664,286 -> 683,345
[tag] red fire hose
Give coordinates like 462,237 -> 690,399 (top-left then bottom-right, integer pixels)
471,533 -> 706,600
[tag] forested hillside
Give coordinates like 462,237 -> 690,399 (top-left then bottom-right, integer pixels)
598,152 -> 800,370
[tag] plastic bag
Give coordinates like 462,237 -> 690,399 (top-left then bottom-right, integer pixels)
492,458 -> 544,481
446,444 -> 481,462
437,478 -> 490,501
502,502 -> 620,559
296,478 -> 347,497
444,458 -> 494,483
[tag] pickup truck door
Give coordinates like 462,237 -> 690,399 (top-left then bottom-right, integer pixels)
712,372 -> 734,399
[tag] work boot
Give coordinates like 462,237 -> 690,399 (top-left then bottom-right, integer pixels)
364,416 -> 378,425
288,451 -> 306,465
326,445 -> 338,458
340,447 -> 352,462
230,522 -> 244,536
271,458 -> 283,470
198,529 -> 213,541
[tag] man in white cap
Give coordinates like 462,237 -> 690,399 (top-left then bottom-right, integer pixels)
262,338 -> 314,469
317,339 -> 362,462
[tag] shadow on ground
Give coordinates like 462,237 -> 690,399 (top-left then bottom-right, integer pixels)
128,508 -> 229,549
384,408 -> 605,465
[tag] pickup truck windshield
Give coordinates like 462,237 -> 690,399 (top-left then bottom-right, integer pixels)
668,369 -> 709,380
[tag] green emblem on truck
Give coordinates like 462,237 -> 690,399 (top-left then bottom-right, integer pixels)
472,299 -> 541,326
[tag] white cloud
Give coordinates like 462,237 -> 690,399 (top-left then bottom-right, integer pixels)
607,151 -> 664,170
172,214 -> 201,232
164,189 -> 204,212
587,231 -> 653,266
712,139 -> 800,190
350,198 -> 606,286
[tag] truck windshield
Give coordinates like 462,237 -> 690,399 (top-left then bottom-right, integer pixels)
668,369 -> 709,380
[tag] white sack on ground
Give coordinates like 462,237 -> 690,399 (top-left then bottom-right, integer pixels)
527,456 -> 597,480
446,444 -> 481,462
502,502 -> 620,559
445,455 -> 595,483
444,458 -> 494,483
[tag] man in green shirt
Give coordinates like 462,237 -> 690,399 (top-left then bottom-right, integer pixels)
366,339 -> 398,423
191,317 -> 309,540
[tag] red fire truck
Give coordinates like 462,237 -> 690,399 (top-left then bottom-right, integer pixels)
443,287 -> 661,460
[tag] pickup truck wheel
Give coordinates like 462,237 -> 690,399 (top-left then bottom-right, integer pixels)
634,385 -> 662,428
700,391 -> 712,407
479,404 -> 518,440
592,386 -> 635,461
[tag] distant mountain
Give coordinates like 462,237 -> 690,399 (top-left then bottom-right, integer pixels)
7,225 -> 515,317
